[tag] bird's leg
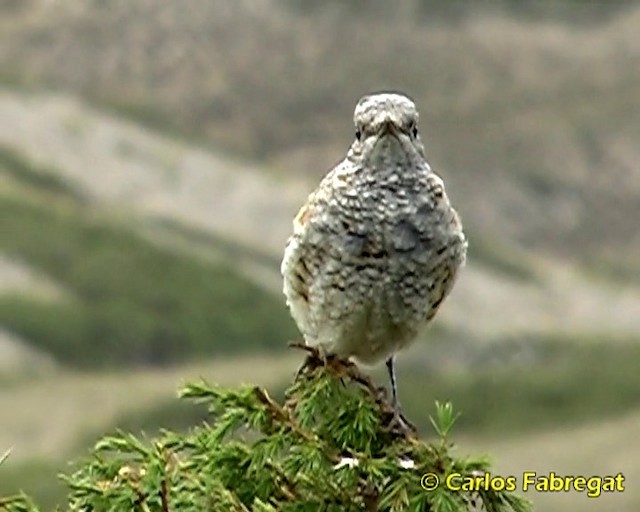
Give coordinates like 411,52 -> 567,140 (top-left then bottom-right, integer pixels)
385,356 -> 416,433
291,341 -> 333,379
386,356 -> 399,409
296,348 -> 319,379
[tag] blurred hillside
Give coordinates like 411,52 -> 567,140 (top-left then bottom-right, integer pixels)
1,0 -> 639,276
0,1 -> 639,511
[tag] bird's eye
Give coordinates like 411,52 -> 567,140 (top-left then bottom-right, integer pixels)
355,129 -> 362,141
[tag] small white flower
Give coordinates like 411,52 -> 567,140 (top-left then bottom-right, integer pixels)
398,458 -> 415,469
334,457 -> 359,469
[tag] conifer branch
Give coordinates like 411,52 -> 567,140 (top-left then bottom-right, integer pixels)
0,344 -> 532,511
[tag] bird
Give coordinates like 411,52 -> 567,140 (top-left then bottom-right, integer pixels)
281,92 -> 467,428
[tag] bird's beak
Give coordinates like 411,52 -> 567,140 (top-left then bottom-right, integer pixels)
380,118 -> 398,136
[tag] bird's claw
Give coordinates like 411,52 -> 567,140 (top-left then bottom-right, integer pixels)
391,408 -> 418,436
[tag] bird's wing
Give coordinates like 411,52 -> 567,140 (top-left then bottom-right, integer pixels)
281,159 -> 350,323
281,165 -> 333,297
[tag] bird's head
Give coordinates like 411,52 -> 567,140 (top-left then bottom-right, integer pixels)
348,92 -> 426,167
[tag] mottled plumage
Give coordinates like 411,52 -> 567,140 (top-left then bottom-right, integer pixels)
281,92 -> 467,418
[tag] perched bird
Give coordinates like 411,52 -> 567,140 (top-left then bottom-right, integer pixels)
281,92 -> 467,425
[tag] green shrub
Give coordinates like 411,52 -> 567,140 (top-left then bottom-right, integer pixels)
0,350 -> 531,511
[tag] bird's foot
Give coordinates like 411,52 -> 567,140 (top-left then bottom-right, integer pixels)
390,407 -> 418,436
325,352 -> 356,377
289,341 -> 355,378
